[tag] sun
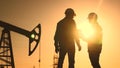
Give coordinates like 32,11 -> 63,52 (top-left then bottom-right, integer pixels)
76,20 -> 95,41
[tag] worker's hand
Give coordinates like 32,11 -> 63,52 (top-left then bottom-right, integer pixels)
54,41 -> 59,53
76,41 -> 81,51
78,45 -> 81,51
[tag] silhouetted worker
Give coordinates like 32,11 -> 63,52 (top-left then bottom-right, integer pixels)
87,12 -> 102,68
54,8 -> 81,68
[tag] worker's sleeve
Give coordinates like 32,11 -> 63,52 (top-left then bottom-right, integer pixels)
97,23 -> 103,44
73,22 -> 81,48
54,23 -> 60,48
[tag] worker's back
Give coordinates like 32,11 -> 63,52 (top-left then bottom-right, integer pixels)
54,17 -> 77,50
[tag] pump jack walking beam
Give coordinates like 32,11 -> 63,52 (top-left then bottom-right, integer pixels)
0,21 -> 41,68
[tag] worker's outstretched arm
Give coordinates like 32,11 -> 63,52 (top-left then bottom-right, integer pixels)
74,26 -> 81,51
54,23 -> 60,53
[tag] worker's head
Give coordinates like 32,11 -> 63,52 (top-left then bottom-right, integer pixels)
65,8 -> 76,18
88,12 -> 98,23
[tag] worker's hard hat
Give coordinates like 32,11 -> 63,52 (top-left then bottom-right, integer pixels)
65,8 -> 76,16
88,12 -> 98,19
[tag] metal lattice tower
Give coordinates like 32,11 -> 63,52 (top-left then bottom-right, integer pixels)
0,29 -> 15,68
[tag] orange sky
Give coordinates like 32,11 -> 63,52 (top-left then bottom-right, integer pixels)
0,0 -> 120,68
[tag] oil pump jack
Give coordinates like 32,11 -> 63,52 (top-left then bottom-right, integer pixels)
0,21 -> 41,68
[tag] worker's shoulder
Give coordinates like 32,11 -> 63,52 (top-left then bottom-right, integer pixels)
95,22 -> 102,31
57,18 -> 76,26
57,19 -> 65,25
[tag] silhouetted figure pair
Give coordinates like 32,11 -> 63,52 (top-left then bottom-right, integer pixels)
54,8 -> 81,68
54,8 -> 102,68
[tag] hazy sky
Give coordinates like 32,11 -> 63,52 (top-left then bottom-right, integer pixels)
0,0 -> 120,68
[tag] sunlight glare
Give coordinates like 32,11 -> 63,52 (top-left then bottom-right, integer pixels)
78,20 -> 95,40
